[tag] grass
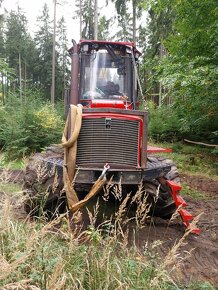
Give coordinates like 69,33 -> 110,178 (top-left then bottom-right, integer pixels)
0,182 -> 22,194
149,141 -> 218,180
0,195 -> 215,290
181,182 -> 210,201
188,282 -> 217,290
0,152 -> 26,170
0,143 -> 217,289
0,160 -> 23,194
0,198 -> 169,289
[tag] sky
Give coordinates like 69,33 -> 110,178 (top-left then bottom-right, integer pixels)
1,0 -> 83,45
1,0 -> 146,47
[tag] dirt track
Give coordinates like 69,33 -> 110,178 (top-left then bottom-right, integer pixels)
1,170 -> 218,288
131,197 -> 218,287
130,174 -> 218,287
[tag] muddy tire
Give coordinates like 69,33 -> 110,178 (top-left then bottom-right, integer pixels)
146,156 -> 180,219
23,145 -> 66,218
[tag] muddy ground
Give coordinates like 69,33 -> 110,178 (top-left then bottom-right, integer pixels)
132,174 -> 218,287
0,170 -> 218,288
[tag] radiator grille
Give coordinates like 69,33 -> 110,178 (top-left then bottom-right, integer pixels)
76,117 -> 139,167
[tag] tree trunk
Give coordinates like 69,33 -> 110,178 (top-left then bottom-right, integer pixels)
51,0 -> 57,104
79,0 -> 82,39
24,61 -> 27,103
94,0 -> 98,40
1,73 -> 4,105
158,43 -> 164,107
19,53 -> 22,101
132,0 -> 136,43
62,49 -> 66,100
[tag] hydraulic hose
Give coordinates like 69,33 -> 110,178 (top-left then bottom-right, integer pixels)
62,105 -> 108,216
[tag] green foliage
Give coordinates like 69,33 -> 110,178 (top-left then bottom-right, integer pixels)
34,4 -> 53,99
0,152 -> 24,169
144,0 -> 218,143
154,142 -> 218,179
0,92 -> 64,159
159,56 -> 218,142
0,13 -> 5,57
0,59 -> 15,102
56,16 -> 70,100
98,15 -> 112,40
145,1 -> 173,58
164,0 -> 218,60
188,282 -> 216,290
112,0 -> 144,42
5,8 -> 28,68
181,183 -> 209,201
74,0 -> 95,39
148,102 -> 182,142
0,3 -> 69,102
112,0 -> 132,41
5,7 -> 39,90
0,58 -> 15,78
0,182 -> 22,194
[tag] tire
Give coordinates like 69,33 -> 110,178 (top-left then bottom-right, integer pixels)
23,145 -> 66,219
145,156 -> 180,219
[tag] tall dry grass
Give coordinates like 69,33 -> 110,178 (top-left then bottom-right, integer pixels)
0,169 -> 206,290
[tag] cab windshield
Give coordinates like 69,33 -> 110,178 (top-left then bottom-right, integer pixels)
80,48 -> 132,101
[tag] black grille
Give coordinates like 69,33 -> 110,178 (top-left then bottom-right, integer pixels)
76,117 -> 139,167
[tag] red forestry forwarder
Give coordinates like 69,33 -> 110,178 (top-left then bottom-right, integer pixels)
23,40 -> 199,233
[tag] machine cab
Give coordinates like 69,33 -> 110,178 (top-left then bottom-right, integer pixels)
77,40 -> 140,109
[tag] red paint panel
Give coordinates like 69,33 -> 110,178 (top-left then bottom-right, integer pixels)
80,39 -> 135,46
82,112 -> 143,122
79,39 -> 141,55
166,180 -> 200,234
81,100 -> 133,110
89,100 -> 133,109
147,145 -> 172,153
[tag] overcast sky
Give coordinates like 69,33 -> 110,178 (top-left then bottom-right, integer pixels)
1,1 -> 145,47
1,0 -> 83,45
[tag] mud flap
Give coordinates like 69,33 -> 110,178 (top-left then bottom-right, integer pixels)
166,180 -> 201,234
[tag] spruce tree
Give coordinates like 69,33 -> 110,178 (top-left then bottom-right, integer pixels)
5,7 -> 38,96
112,0 -> 143,42
0,8 -> 5,58
74,0 -> 95,39
56,16 -> 70,100
98,15 -> 112,40
34,4 -> 53,99
5,7 -> 27,93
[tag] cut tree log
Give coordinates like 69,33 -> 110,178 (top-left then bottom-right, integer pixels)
184,139 -> 218,147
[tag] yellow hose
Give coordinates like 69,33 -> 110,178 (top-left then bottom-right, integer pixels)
62,105 -> 107,215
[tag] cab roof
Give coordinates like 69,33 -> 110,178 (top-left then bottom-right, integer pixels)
69,39 -> 141,56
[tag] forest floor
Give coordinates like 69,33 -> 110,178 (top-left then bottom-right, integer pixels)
0,153 -> 218,288
130,173 -> 218,287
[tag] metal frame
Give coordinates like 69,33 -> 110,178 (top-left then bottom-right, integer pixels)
82,108 -> 148,169
74,165 -> 171,185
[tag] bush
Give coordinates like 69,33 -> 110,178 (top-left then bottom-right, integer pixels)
147,99 -> 218,145
159,57 -> 218,144
148,102 -> 182,142
0,93 -> 64,159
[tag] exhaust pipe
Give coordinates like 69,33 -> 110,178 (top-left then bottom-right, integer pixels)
69,39 -> 79,105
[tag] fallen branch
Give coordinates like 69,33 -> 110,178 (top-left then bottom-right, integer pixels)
184,139 -> 218,147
